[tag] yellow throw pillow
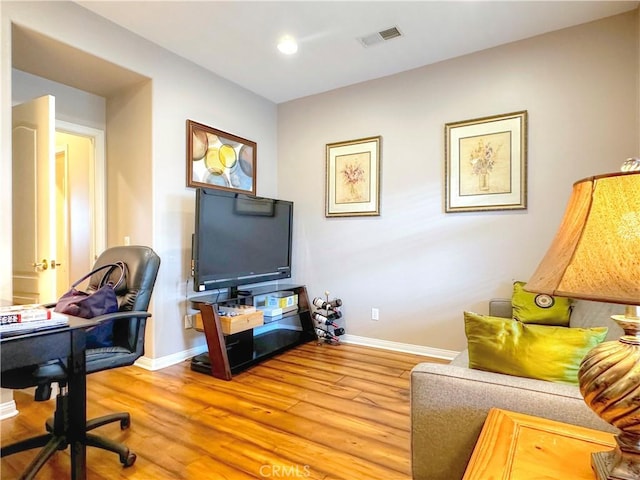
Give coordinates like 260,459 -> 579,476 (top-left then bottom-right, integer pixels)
464,311 -> 607,385
512,280 -> 572,326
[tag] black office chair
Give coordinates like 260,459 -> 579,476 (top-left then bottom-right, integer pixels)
1,245 -> 160,478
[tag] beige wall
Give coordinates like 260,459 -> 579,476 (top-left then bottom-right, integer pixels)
105,81 -> 153,249
278,11 -> 639,352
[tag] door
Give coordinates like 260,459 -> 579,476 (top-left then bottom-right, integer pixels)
12,95 -> 57,305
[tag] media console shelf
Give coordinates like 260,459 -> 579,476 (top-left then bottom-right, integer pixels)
189,284 -> 316,380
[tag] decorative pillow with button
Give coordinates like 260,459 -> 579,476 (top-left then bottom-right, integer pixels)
464,311 -> 607,385
511,280 -> 572,326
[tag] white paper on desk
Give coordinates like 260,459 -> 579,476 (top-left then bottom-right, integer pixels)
0,312 -> 69,333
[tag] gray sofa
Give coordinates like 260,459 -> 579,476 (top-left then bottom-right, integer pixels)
410,298 -> 624,480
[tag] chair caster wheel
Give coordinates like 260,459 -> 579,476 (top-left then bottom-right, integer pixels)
121,451 -> 136,467
120,417 -> 131,430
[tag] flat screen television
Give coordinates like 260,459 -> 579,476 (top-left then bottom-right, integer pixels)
192,188 -> 293,294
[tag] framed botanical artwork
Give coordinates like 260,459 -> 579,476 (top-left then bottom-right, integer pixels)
326,136 -> 381,217
186,119 -> 256,195
444,111 -> 527,213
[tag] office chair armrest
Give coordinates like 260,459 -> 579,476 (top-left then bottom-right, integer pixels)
90,311 -> 152,324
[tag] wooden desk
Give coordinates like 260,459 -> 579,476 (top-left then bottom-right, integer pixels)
1,317 -> 95,480
463,408 -> 615,480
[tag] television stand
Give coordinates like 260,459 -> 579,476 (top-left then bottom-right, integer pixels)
189,284 -> 316,380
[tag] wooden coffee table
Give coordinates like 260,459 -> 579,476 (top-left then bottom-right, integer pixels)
463,408 -> 615,479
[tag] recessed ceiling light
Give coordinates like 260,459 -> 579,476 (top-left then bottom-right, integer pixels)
277,35 -> 298,55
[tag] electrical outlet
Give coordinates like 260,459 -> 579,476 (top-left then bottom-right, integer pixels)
371,308 -> 379,321
184,314 -> 194,329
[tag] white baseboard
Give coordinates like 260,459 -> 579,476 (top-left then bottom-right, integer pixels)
0,399 -> 18,420
134,344 -> 208,371
133,336 -> 458,372
340,334 -> 459,361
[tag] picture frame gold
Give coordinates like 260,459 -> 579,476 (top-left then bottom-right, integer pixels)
444,111 -> 527,213
326,136 -> 381,217
186,119 -> 256,195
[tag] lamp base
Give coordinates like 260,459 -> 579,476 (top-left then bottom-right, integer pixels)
579,313 -> 640,480
592,436 -> 640,480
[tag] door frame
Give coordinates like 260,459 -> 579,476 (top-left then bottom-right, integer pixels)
55,120 -> 106,262
54,144 -> 70,298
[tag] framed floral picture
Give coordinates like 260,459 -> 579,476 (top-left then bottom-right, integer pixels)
444,111 -> 527,213
186,119 -> 256,195
326,136 -> 381,217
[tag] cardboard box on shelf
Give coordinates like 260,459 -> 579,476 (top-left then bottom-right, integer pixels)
195,310 -> 264,335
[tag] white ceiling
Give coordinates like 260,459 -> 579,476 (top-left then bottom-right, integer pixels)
76,1 -> 638,104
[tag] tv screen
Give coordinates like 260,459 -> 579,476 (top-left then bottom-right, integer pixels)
193,188 -> 293,292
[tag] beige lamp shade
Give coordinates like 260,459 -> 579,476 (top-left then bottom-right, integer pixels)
526,171 -> 640,305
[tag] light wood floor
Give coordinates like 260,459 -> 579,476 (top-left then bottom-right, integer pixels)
1,342 -> 447,480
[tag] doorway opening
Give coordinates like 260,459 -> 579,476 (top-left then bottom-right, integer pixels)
55,121 -> 106,294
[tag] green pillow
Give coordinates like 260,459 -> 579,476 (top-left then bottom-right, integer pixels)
464,311 -> 607,385
512,280 -> 572,326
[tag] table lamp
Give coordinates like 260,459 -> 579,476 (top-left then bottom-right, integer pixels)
525,169 -> 640,480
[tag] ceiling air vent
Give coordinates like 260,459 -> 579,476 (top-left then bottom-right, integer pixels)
359,26 -> 402,48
